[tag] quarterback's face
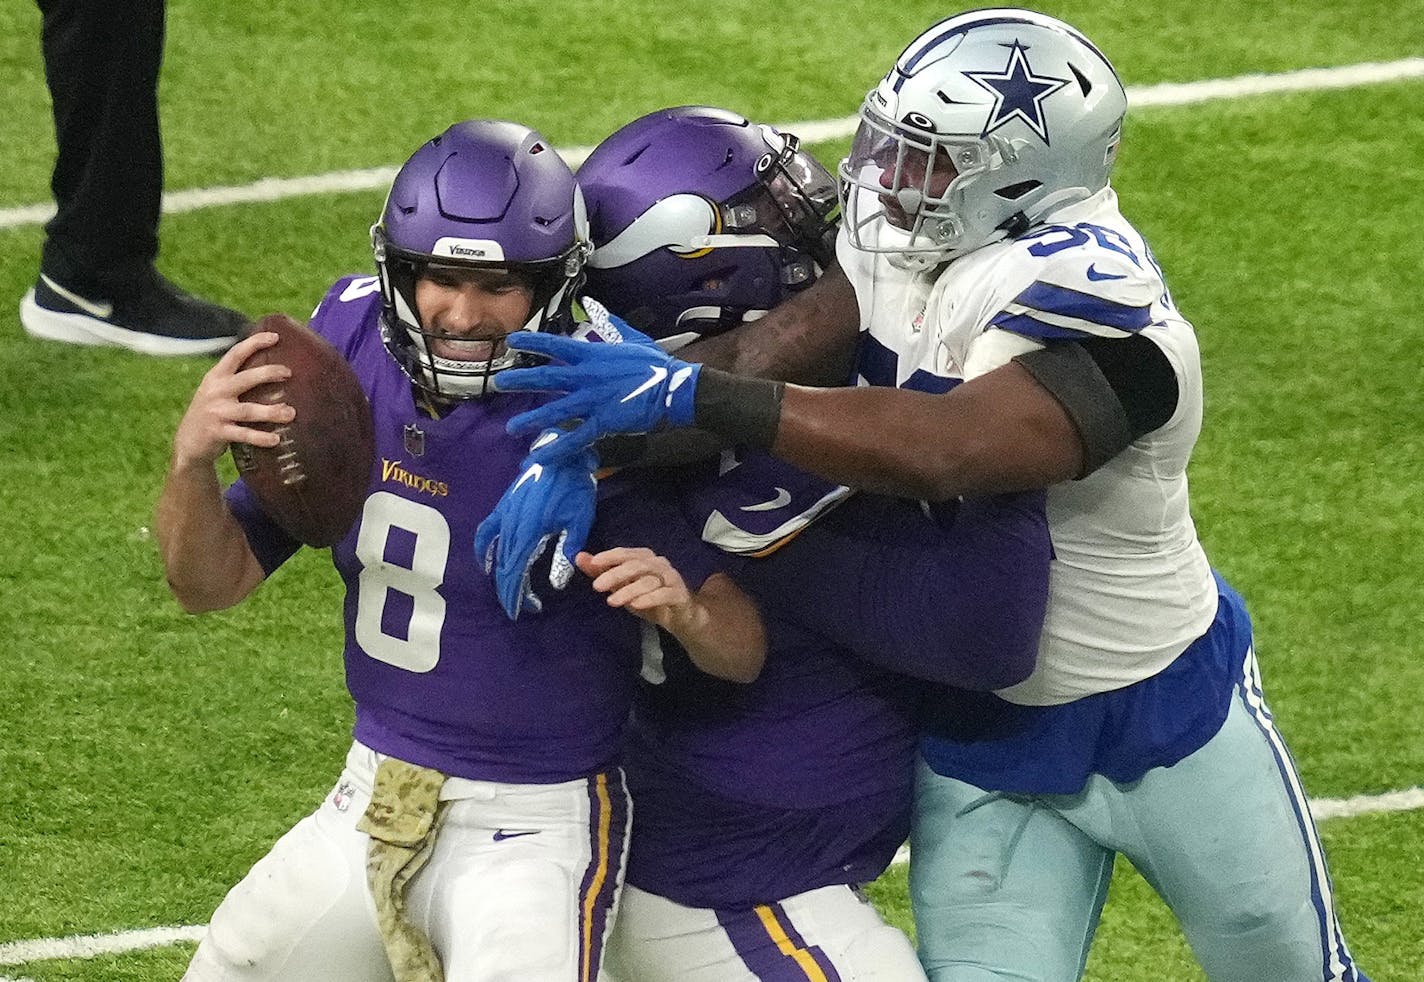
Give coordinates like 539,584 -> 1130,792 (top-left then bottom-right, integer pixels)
415,266 -> 534,362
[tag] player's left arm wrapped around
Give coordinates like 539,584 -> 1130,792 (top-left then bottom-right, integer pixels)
474,429 -> 599,620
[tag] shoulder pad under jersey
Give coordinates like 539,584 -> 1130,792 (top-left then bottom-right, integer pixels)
987,224 -> 1163,343
310,274 -> 381,358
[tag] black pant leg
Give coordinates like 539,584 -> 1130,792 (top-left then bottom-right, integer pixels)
38,0 -> 166,296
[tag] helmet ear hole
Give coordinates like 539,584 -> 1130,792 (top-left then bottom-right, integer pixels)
998,212 -> 1031,237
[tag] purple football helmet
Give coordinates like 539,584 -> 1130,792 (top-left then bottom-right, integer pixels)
578,106 -> 838,348
371,119 -> 590,399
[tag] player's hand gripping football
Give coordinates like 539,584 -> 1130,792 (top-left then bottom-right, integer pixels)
171,330 -> 293,471
494,330 -> 701,463
474,429 -> 600,620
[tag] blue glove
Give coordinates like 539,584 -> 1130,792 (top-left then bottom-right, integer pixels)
493,332 -> 701,462
474,429 -> 599,620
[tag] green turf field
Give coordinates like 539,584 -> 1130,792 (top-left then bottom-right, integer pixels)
1,1 -> 1421,979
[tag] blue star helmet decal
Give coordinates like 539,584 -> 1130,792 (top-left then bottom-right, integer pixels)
964,40 -> 1070,144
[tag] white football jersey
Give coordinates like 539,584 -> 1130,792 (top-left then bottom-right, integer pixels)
839,187 -> 1218,705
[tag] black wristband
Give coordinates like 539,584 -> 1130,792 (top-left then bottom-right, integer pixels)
591,433 -> 649,468
691,368 -> 785,449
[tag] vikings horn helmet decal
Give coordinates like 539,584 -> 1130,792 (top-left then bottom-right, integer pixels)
577,106 -> 839,347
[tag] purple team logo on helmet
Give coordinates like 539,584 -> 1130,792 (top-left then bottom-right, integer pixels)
578,106 -> 839,348
372,119 -> 590,400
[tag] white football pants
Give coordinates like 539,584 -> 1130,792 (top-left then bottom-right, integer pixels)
185,742 -> 630,982
602,882 -> 925,981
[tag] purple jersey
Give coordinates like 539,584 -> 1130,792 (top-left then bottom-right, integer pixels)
624,597 -> 920,907
226,275 -> 668,783
618,459 -> 912,908
621,456 -> 1049,907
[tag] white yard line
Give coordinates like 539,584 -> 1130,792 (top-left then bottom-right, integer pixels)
1,786 -> 1419,968
2,57 -> 1422,232
1308,785 -> 1424,820
0,925 -> 205,968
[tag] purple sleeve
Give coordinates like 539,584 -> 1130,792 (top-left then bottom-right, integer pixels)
738,491 -> 1049,690
223,479 -> 302,574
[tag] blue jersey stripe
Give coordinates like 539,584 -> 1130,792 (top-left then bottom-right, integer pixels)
856,332 -> 900,388
988,310 -> 1103,341
856,332 -> 963,392
903,369 -> 959,394
1012,280 -> 1153,331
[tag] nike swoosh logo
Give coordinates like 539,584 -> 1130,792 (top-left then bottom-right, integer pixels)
1085,264 -> 1127,282
512,463 -> 544,489
621,365 -> 668,403
492,829 -> 541,842
741,487 -> 793,512
41,274 -> 114,318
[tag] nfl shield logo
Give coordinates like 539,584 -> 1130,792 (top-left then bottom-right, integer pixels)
404,423 -> 426,457
332,778 -> 357,812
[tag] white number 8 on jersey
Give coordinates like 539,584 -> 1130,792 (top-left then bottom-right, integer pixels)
353,491 -> 448,673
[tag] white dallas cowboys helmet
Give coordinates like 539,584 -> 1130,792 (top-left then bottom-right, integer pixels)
840,9 -> 1127,268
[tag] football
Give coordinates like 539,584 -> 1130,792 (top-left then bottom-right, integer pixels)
230,312 -> 375,547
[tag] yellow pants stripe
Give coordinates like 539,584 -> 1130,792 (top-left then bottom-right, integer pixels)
754,903 -> 831,982
581,773 -> 613,982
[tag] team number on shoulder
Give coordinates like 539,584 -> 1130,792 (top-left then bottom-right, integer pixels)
1022,222 -> 1176,311
1025,222 -> 1141,266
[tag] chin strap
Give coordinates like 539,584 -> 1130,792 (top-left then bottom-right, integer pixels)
997,211 -> 1031,238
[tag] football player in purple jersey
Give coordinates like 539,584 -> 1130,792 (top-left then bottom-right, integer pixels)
486,13 -> 1370,982
551,107 -> 1050,982
154,119 -> 765,982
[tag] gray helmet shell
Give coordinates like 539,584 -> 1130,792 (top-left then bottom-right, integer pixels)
840,9 -> 1126,268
